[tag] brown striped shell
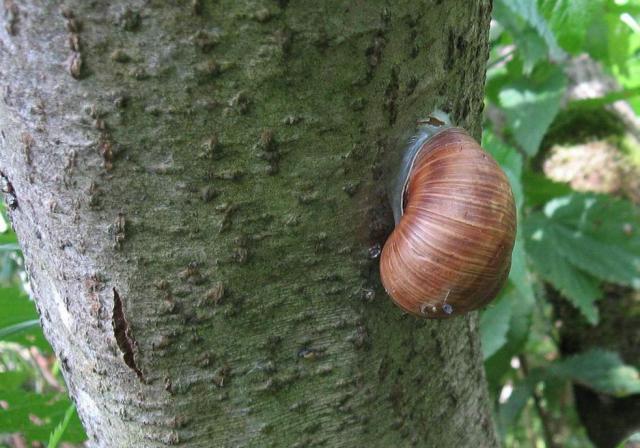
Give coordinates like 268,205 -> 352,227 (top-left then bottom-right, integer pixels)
380,127 -> 516,318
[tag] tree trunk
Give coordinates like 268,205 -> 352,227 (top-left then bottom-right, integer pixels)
0,1 -> 497,447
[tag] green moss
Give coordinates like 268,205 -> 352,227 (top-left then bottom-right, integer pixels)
543,108 -> 626,148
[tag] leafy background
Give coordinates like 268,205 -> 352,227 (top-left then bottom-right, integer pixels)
2,0 -> 640,446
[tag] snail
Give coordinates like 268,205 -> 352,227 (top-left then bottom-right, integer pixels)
379,111 -> 516,318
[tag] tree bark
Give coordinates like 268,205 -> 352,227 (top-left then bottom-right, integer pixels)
0,1 -> 497,447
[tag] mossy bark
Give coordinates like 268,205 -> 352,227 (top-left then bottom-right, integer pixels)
0,1 -> 497,446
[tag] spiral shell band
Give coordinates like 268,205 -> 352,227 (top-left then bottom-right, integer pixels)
380,127 -> 516,318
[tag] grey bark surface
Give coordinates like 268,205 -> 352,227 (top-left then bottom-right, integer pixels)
0,1 -> 497,447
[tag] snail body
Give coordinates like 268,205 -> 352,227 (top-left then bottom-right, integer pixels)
380,115 -> 516,318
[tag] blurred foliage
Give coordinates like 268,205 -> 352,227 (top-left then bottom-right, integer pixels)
482,0 -> 640,447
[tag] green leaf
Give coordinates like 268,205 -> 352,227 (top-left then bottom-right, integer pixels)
497,376 -> 536,431
482,131 -> 523,178
585,7 -> 634,73
48,404 -> 76,448
494,0 -> 565,72
509,230 -> 536,305
483,257 -> 536,392
522,171 -> 573,207
480,133 -> 536,360
482,136 -> 535,383
524,213 -> 601,324
498,63 -> 567,156
0,390 -> 86,443
0,286 -> 49,351
524,193 -> 640,323
543,194 -> 640,287
548,349 -> 640,397
0,371 -> 31,391
495,350 -> 640,437
481,285 -> 514,359
483,131 -> 524,210
484,301 -> 535,394
0,319 -> 40,338
539,0 -> 604,54
481,134 -> 533,300
0,286 -> 38,328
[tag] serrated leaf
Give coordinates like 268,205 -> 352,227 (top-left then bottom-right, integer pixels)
48,404 -> 76,448
491,14 -> 546,75
553,225 -> 640,286
524,213 -> 601,324
524,193 -> 640,323
548,349 -> 640,397
494,0 -> 565,72
498,64 -> 567,156
543,194 -> 640,287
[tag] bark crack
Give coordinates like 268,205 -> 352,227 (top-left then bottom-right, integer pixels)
112,288 -> 144,381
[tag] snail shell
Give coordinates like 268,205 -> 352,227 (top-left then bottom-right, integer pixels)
380,126 -> 516,318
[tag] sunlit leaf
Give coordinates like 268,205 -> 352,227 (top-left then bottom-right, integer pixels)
498,63 -> 566,156
539,0 -> 604,54
494,0 -> 565,72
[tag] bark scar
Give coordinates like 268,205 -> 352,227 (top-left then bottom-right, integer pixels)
112,288 -> 144,381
